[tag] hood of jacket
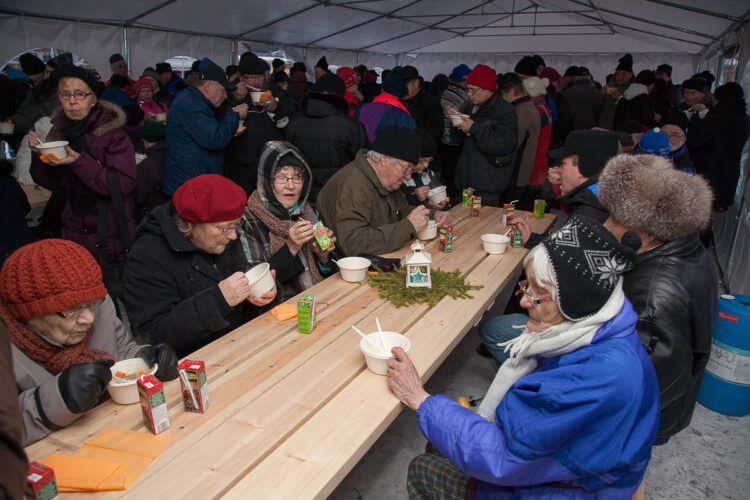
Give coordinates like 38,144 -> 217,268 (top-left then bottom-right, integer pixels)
50,99 -> 127,138
256,140 -> 313,220
624,83 -> 649,100
710,97 -> 748,117
301,92 -> 349,117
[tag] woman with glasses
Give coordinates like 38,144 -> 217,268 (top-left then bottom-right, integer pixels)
387,216 -> 659,499
240,142 -> 336,300
123,175 -> 277,358
28,64 -> 137,266
0,239 -> 178,445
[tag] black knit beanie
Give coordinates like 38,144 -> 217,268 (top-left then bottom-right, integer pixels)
370,126 -> 420,165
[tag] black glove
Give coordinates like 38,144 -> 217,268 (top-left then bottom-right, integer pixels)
137,343 -> 179,381
58,359 -> 114,414
358,254 -> 401,273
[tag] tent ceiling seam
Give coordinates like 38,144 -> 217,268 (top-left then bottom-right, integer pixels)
125,0 -> 178,26
643,0 -> 741,22
232,3 -> 322,38
582,0 -> 616,35
568,0 -> 718,40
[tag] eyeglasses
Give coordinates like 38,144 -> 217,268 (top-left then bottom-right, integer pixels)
516,280 -> 553,307
57,298 -> 106,320
467,86 -> 482,95
212,221 -> 241,235
273,175 -> 304,185
390,158 -> 412,177
58,91 -> 93,102
667,133 -> 684,139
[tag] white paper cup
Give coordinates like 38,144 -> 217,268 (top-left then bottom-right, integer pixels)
360,332 -> 411,375
427,186 -> 447,204
245,263 -> 275,298
450,115 -> 464,126
154,112 -> 167,122
0,123 -> 15,134
417,220 -> 438,240
107,358 -> 158,405
481,234 -> 510,255
237,119 -> 245,133
337,256 -> 371,282
250,91 -> 264,103
38,141 -> 69,160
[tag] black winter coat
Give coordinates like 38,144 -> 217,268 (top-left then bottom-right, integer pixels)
614,89 -> 655,130
687,98 -> 750,210
285,93 -> 367,202
454,93 -> 518,203
559,177 -> 608,223
221,97 -> 283,196
547,87 -> 574,150
623,235 -> 717,439
123,203 -> 261,358
404,89 -> 444,145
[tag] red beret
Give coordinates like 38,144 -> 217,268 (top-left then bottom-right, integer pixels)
467,64 -> 497,92
336,67 -> 358,88
173,174 -> 247,223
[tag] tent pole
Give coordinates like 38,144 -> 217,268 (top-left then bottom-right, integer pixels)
123,26 -> 130,74
232,39 -> 238,64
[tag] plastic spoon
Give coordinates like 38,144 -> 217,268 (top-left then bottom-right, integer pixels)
351,325 -> 387,355
375,317 -> 389,355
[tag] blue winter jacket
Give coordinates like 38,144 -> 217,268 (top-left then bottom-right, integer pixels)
418,300 -> 660,499
163,85 -> 239,194
355,101 -> 416,143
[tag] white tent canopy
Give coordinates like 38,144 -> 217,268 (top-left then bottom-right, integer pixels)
1,0 -> 748,83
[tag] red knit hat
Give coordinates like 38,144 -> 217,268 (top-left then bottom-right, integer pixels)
336,67 -> 358,88
134,76 -> 154,93
173,174 -> 247,223
467,64 -> 497,91
0,239 -> 107,319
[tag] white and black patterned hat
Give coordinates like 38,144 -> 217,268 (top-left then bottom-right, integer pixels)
541,215 -> 640,321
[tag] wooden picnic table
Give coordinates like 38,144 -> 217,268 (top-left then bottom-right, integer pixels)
22,183 -> 52,209
25,204 -> 555,499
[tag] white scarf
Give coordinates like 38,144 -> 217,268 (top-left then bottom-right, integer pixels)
477,282 -> 626,420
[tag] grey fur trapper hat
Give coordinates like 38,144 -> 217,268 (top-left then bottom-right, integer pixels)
598,154 -> 713,242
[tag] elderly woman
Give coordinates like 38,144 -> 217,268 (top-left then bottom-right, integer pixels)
240,141 -> 336,300
29,65 -> 137,264
598,154 -> 716,444
123,174 -> 277,358
0,239 -> 177,445
134,76 -> 168,121
388,215 -> 660,499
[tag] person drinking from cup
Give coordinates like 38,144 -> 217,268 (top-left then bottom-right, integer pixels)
240,141 -> 336,300
1,239 -> 178,445
400,129 -> 447,210
123,175 -> 277,358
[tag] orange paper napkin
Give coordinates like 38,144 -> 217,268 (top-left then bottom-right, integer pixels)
86,426 -> 171,459
42,454 -> 122,491
270,303 -> 297,321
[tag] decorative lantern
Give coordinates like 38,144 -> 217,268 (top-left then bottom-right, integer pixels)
405,240 -> 432,288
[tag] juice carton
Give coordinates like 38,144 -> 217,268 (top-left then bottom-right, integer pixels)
512,223 -> 523,248
312,221 -> 334,252
138,375 -> 170,435
461,187 -> 474,206
178,360 -> 210,413
438,225 -> 454,253
471,196 -> 481,218
502,199 -> 518,226
297,294 -> 317,334
533,199 -> 546,219
25,462 -> 59,500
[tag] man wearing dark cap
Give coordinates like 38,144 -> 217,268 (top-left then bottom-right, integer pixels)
314,56 -> 329,81
402,66 -> 444,150
286,72 -> 367,202
163,58 -> 248,195
655,63 -> 682,109
514,56 -> 537,80
562,66 -> 604,130
317,126 -> 451,256
155,62 -> 186,96
355,66 -> 417,143
19,53 -> 46,85
107,53 -> 135,96
237,51 -> 299,121
498,72 -> 540,205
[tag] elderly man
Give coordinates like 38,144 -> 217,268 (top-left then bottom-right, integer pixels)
237,51 -> 299,123
107,53 -> 135,96
163,59 -> 248,195
155,62 -> 186,97
317,126 -> 451,256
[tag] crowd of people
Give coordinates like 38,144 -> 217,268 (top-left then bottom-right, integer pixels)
1,47 -> 748,499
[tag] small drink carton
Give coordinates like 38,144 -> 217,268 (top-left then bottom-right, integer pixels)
471,196 -> 481,217
502,200 -> 517,226
533,199 -> 546,219
461,187 -> 474,206
312,221 -> 333,252
438,225 -> 454,253
297,294 -> 317,334
138,375 -> 170,435
178,360 -> 210,413
512,223 -> 523,248
25,462 -> 59,500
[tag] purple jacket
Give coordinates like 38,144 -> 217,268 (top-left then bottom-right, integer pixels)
31,101 -> 136,262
